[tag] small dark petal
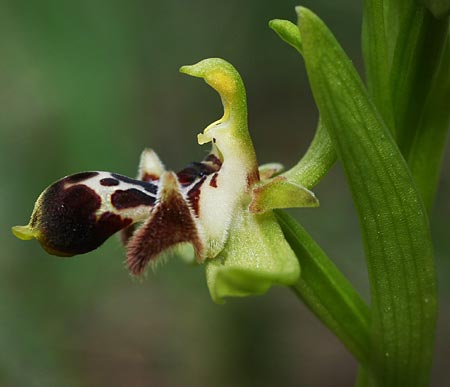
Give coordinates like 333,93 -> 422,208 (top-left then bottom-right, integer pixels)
111,189 -> 155,209
65,172 -> 99,184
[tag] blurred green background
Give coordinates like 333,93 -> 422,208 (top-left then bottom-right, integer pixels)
1,1 -> 449,386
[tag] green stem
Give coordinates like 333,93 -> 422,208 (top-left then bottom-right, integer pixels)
276,210 -> 370,364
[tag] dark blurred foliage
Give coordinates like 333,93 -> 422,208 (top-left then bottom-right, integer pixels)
1,1 -> 449,386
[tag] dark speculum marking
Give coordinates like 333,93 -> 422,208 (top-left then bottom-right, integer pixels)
100,177 -> 120,186
111,173 -> 157,194
177,162 -> 216,185
32,181 -> 131,256
209,173 -> 218,188
111,188 -> 155,209
126,184 -> 202,275
65,171 -> 99,184
186,177 -> 206,216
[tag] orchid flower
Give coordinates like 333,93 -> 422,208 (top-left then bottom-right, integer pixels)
12,58 -> 318,303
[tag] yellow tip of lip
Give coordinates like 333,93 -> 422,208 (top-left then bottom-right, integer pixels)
11,225 -> 37,240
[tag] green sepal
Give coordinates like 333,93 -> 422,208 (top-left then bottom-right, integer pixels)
249,176 -> 318,214
205,211 -> 300,304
